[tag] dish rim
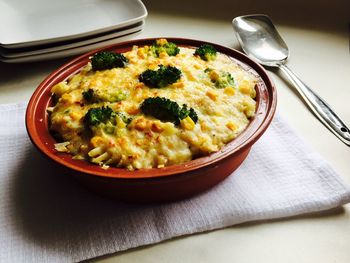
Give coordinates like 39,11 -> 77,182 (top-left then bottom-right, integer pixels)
25,37 -> 277,180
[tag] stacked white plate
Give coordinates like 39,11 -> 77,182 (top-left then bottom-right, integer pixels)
0,0 -> 147,63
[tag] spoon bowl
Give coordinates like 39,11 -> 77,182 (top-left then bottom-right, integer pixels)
233,15 -> 289,67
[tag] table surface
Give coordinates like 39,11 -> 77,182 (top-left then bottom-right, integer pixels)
1,0 -> 349,262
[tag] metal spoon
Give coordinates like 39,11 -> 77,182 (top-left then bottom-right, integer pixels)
232,14 -> 350,146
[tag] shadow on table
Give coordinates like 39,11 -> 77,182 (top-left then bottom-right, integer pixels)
0,58 -> 70,85
11,147 -> 152,252
143,0 -> 349,34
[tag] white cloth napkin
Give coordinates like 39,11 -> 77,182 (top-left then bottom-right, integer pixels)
1,102 -> 349,263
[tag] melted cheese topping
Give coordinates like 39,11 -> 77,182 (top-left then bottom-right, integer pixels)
49,40 -> 257,170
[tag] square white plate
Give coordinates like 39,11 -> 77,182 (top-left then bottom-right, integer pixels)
0,0 -> 147,48
0,30 -> 142,63
0,21 -> 144,58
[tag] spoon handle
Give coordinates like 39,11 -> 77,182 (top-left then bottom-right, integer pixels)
279,64 -> 350,146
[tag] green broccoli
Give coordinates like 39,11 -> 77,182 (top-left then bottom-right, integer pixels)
109,91 -> 127,102
194,44 -> 217,61
84,106 -> 116,127
214,72 -> 235,89
84,106 -> 132,134
205,69 -> 235,89
140,97 -> 198,125
139,65 -> 182,88
178,104 -> 198,123
82,89 -> 94,102
151,41 -> 180,57
117,112 -> 133,125
91,51 -> 128,71
82,88 -> 127,103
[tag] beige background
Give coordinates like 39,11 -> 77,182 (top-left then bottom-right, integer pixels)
0,0 -> 349,262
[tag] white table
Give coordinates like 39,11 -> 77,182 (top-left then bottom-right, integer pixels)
1,1 -> 349,262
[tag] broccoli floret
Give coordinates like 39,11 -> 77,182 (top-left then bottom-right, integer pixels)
82,89 -> 94,102
82,88 -> 127,103
205,69 -> 235,89
117,112 -> 132,125
139,65 -> 182,88
91,51 -> 128,71
84,106 -> 116,127
96,90 -> 127,103
140,97 -> 198,125
194,44 -> 217,61
83,106 -> 132,134
151,41 -> 180,57
214,72 -> 235,89
109,91 -> 127,102
179,104 -> 198,123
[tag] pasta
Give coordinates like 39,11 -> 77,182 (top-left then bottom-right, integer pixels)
49,39 -> 257,170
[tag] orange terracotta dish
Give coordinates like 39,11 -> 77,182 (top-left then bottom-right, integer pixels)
26,38 -> 277,202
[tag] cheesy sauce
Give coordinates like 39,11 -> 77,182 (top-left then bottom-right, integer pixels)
49,39 -> 257,170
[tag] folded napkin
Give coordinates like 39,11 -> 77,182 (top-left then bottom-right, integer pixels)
1,103 -> 349,263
